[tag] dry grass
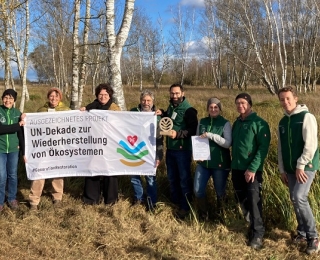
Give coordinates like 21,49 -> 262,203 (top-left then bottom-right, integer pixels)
0,84 -> 319,259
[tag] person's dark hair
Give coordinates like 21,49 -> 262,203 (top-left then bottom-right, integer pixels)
277,86 -> 297,98
95,83 -> 114,98
169,83 -> 183,92
2,89 -> 17,101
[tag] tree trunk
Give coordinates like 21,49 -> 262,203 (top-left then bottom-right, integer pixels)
105,0 -> 135,111
70,0 -> 81,110
78,0 -> 91,107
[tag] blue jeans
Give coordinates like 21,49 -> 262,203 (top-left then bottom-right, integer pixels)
194,164 -> 229,199
287,171 -> 318,239
131,175 -> 157,206
0,152 -> 19,205
166,149 -> 193,211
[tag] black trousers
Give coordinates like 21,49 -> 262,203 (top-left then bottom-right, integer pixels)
83,176 -> 118,205
231,169 -> 265,239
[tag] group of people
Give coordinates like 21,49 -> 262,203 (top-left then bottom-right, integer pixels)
0,83 -> 318,255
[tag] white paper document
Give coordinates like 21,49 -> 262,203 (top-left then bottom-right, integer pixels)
191,136 -> 211,161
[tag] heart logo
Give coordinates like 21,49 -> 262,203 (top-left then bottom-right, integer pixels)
127,135 -> 138,146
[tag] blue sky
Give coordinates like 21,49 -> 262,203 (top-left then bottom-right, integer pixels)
135,0 -> 205,25
134,0 -> 206,57
1,0 -> 206,82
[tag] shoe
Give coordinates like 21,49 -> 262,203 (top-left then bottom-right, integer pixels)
292,234 -> 307,244
175,208 -> 190,220
0,205 -> 3,212
8,200 -> 19,210
30,204 -> 38,211
306,238 -> 319,255
249,237 -> 263,250
53,200 -> 62,208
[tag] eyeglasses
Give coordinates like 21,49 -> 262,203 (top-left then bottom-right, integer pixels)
235,101 -> 248,106
98,94 -> 109,97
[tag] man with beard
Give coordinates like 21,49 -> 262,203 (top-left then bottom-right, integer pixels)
130,90 -> 163,211
157,83 -> 198,219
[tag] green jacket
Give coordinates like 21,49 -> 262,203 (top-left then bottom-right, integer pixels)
231,112 -> 271,172
165,98 -> 197,150
37,101 -> 71,112
279,109 -> 319,174
0,105 -> 21,153
197,116 -> 231,169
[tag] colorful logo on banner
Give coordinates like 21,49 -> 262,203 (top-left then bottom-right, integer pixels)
117,135 -> 149,166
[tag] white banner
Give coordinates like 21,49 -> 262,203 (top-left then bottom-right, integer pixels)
24,110 -> 157,180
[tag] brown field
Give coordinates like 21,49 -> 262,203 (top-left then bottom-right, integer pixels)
0,84 -> 319,259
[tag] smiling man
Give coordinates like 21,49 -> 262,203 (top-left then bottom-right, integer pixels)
277,86 -> 319,255
158,83 -> 198,219
130,90 -> 163,211
231,92 -> 271,250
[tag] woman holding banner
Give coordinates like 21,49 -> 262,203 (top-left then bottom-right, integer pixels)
0,89 -> 25,212
80,83 -> 120,205
29,87 -> 70,210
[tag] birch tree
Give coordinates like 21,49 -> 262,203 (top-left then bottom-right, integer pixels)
105,0 -> 135,111
78,0 -> 91,106
285,0 -> 320,92
0,0 -> 15,90
70,0 -> 80,110
10,0 -> 30,111
215,0 -> 288,94
169,4 -> 196,85
201,0 -> 223,88
143,17 -> 170,89
33,0 -> 74,89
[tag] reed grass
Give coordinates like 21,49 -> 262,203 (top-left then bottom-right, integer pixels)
0,84 -> 319,259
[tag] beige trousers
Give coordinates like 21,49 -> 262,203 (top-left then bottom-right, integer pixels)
29,178 -> 64,206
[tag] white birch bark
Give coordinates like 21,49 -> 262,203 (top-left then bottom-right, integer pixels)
78,0 -> 91,106
106,0 -> 135,111
70,0 -> 81,110
16,0 -> 30,112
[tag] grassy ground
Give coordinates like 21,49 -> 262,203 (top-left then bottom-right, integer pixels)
0,84 -> 320,259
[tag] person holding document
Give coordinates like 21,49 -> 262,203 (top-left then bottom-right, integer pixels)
193,97 -> 231,221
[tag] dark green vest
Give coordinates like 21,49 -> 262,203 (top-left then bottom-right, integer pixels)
198,116 -> 231,169
166,99 -> 192,150
0,106 -> 21,153
279,111 -> 319,174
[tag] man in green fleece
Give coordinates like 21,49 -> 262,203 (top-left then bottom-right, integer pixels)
278,86 -> 319,255
231,93 -> 271,250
